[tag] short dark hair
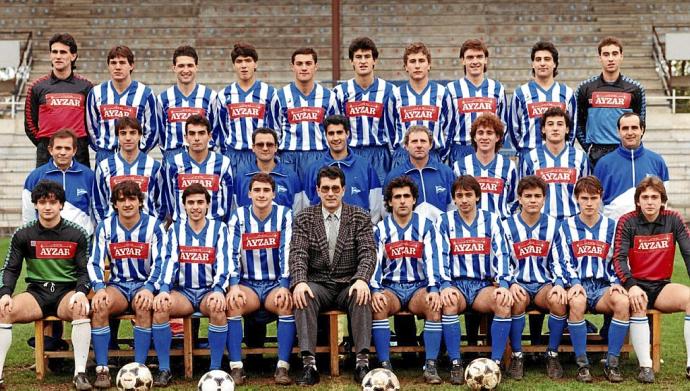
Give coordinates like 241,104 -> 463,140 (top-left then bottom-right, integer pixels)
348,37 -> 378,60
403,42 -> 431,65
173,45 -> 198,65
115,116 -> 142,135
251,127 -> 278,145
598,36 -> 623,55
231,42 -> 258,62
291,47 -> 318,64
634,176 -> 668,214
540,106 -> 571,140
530,41 -> 559,77
110,180 -> 144,208
49,128 -> 78,148
323,115 -> 351,134
451,175 -> 482,199
185,114 -> 211,134
49,33 -> 78,68
470,113 -> 504,152
459,39 -> 489,74
574,176 -> 603,197
249,172 -> 275,192
31,179 -> 65,204
182,183 -> 210,204
384,176 -> 418,213
517,175 -> 547,197
107,45 -> 135,67
617,112 -> 645,130
316,166 -> 345,187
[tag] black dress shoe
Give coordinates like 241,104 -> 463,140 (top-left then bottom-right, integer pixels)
296,365 -> 320,386
354,363 -> 369,384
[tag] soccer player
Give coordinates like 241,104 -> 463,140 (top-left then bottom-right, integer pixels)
370,177 -> 443,383
333,37 -> 396,183
225,173 -> 294,385
438,175 -> 514,384
503,175 -> 569,380
304,115 -> 382,222
94,117 -> 163,222
0,180 -> 92,390
453,113 -> 517,217
509,41 -> 576,160
446,39 -> 508,163
161,114 -> 234,222
25,33 -> 93,167
87,180 -> 166,388
555,176 -> 629,383
158,45 -> 218,161
87,45 -> 159,163
272,47 -> 338,181
575,36 -> 646,166
216,42 -> 276,173
148,183 -> 231,386
22,129 -> 96,235
613,177 -> 690,383
234,127 -> 305,211
521,107 -> 589,219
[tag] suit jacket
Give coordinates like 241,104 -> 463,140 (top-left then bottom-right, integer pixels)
289,203 -> 376,289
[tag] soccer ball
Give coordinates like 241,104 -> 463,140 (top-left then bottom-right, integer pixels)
361,368 -> 400,391
198,370 -> 235,391
464,358 -> 501,390
116,362 -> 153,391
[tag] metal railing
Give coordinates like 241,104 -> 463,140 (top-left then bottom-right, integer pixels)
0,30 -> 32,118
652,25 -> 672,96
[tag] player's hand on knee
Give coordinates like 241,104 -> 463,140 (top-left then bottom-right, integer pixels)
550,284 -> 567,305
91,289 -> 109,313
227,286 -> 246,311
567,284 -> 585,301
628,285 -> 648,313
440,287 -> 459,307
0,294 -> 13,317
426,291 -> 441,313
371,292 -> 387,313
349,279 -> 371,306
292,282 -> 314,310
509,284 -> 527,303
274,287 -> 292,311
208,291 -> 226,312
494,287 -> 513,307
153,292 -> 171,312
69,292 -> 90,317
134,289 -> 154,311
610,284 -> 627,297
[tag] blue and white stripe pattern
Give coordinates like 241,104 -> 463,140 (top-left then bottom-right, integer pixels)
446,77 -> 507,146
157,84 -> 218,152
453,153 -> 518,217
393,80 -> 452,153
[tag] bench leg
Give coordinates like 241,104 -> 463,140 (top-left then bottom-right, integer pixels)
35,319 -> 46,380
183,317 -> 193,379
651,313 -> 661,373
329,314 -> 340,377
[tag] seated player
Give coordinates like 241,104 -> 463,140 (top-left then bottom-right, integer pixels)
437,175 -> 514,384
613,176 -> 690,383
503,175 -> 570,380
148,184 -> 231,386
370,177 -> 443,384
555,176 -> 629,383
0,180 -> 92,390
226,173 -> 295,385
87,180 -> 167,388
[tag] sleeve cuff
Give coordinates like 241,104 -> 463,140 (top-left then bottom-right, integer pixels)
427,286 -> 439,293
554,278 -> 566,287
229,277 -> 240,286
570,278 -> 581,287
213,286 -> 225,294
440,281 -> 452,290
498,280 -> 510,290
623,279 -> 637,290
143,283 -> 155,293
279,278 -> 290,289
92,282 -> 106,292
159,285 -> 170,293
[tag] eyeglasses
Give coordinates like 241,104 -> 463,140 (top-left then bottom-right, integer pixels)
254,142 -> 276,149
319,185 -> 342,194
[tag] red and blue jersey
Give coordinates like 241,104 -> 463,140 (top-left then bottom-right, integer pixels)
446,77 -> 507,146
157,84 -> 218,152
453,153 -> 518,217
393,81 -> 452,154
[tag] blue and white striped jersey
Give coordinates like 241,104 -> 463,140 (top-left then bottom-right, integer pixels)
234,159 -> 306,212
215,80 -> 276,153
521,145 -> 590,219
446,77 -> 508,146
370,212 -> 442,292
86,80 -> 159,152
94,151 -> 163,222
227,205 -> 292,288
453,153 -> 518,218
393,81 -> 452,154
272,82 -> 338,151
333,78 -> 397,149
437,209 -> 512,288
157,84 -> 218,152
88,213 -> 166,291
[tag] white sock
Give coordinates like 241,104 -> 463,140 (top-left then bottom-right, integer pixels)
230,361 -> 243,369
685,315 -> 690,367
277,360 -> 290,370
630,316 -> 652,368
71,319 -> 91,375
0,324 -> 12,379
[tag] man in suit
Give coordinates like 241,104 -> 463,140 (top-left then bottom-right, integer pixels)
290,166 -> 377,385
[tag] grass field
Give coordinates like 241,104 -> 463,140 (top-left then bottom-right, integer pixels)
1,238 -> 690,390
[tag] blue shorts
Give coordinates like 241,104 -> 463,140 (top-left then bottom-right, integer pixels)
279,150 -> 324,183
111,280 -> 145,303
240,279 -> 281,305
452,279 -> 493,308
174,287 -> 212,312
581,279 -> 611,313
383,281 -> 427,309
223,148 -> 255,175
352,145 -> 391,184
516,281 -> 552,302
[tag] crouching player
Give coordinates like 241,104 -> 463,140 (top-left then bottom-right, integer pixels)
556,176 -> 629,382
87,180 -> 167,388
0,180 -> 92,390
613,177 -> 690,383
370,177 -> 443,383
437,175 -> 514,384
503,176 -> 570,380
225,173 -> 295,385
149,183 -> 231,386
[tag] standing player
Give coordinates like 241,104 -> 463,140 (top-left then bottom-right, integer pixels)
25,33 -> 93,167
225,173 -> 294,385
446,39 -> 508,163
575,37 -> 646,166
333,37 -> 396,183
216,42 -> 276,173
87,45 -> 159,163
521,107 -> 589,219
613,177 -> 690,383
272,47 -> 338,181
0,180 -> 92,390
87,181 -> 166,388
370,177 -> 443,383
158,45 -> 218,161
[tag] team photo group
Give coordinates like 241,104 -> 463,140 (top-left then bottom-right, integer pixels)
0,30 -> 688,390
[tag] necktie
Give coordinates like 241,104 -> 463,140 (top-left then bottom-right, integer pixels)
326,213 -> 338,262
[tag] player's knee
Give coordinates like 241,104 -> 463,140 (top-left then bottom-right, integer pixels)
152,311 -> 168,324
569,295 -> 586,312
208,311 -> 226,325
612,296 -> 630,318
493,303 -> 511,318
425,310 -> 441,322
443,302 -> 459,315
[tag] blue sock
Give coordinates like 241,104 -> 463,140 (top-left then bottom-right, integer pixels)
372,319 -> 391,362
568,320 -> 588,360
91,326 -> 110,367
152,322 -> 172,371
423,320 -> 442,361
208,323 -> 228,370
608,318 -> 630,358
547,313 -> 567,352
510,313 -> 526,352
226,316 -> 243,362
133,326 -> 152,364
442,315 -> 461,361
277,315 -> 296,363
490,316 -> 512,362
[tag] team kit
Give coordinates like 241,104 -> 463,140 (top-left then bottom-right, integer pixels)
0,32 -> 688,390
